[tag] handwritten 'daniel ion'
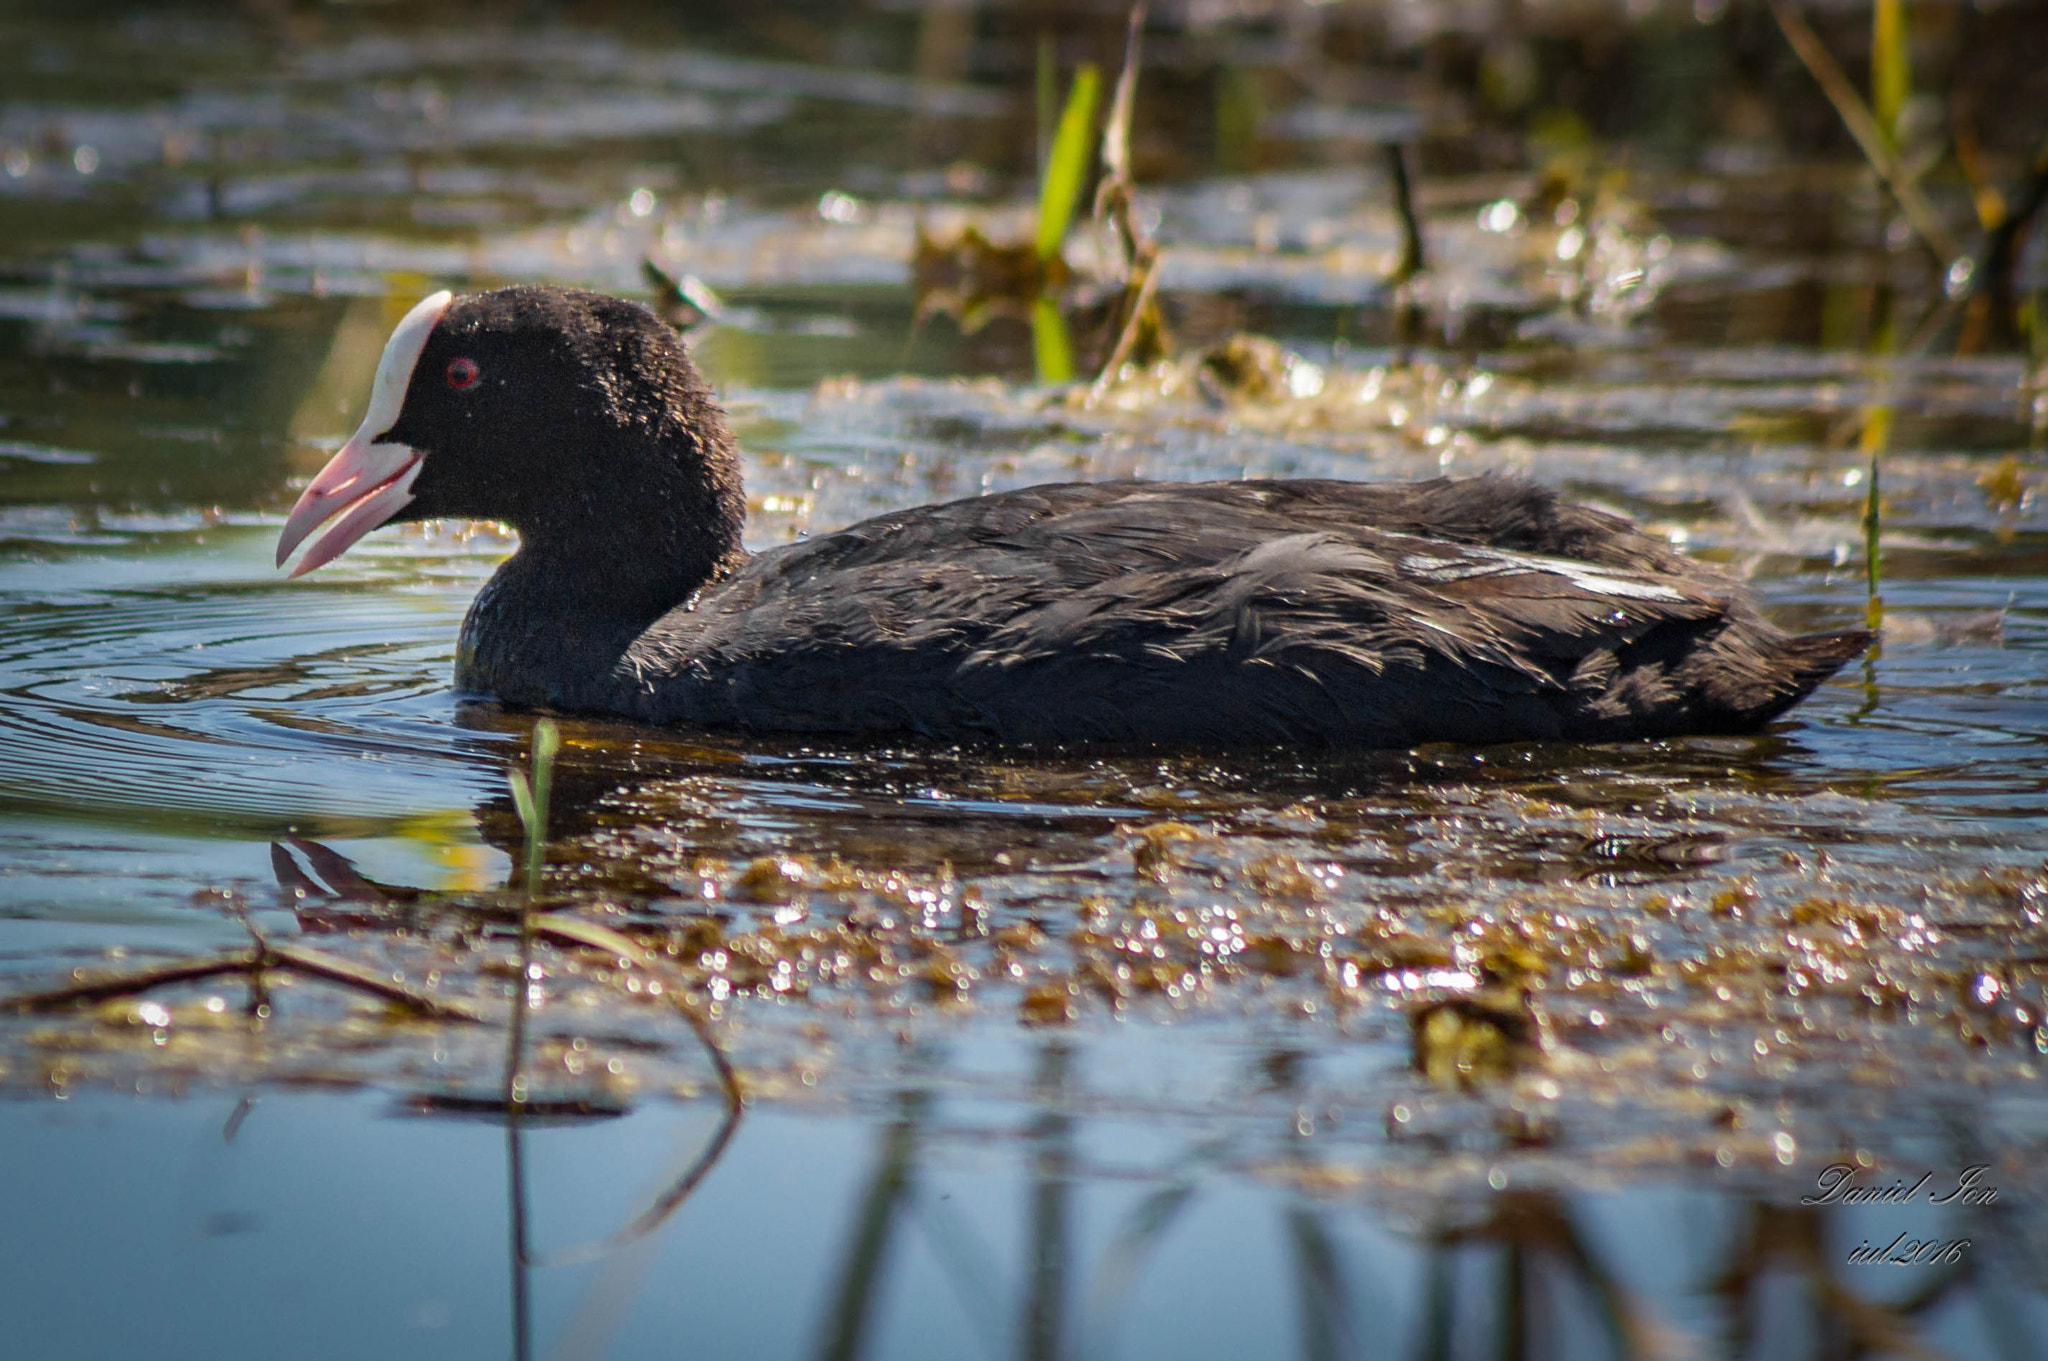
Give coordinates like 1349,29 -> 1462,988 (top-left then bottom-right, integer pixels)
1802,1163 -> 1997,1268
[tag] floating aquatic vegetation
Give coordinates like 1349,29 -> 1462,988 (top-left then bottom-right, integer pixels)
1410,991 -> 1552,1091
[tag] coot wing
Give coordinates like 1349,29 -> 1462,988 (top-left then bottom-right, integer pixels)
618,479 -> 1776,746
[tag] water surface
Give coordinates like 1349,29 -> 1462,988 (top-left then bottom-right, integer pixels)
4,6 -> 2048,1357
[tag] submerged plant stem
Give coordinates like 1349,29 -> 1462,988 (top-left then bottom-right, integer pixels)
0,944 -> 484,1021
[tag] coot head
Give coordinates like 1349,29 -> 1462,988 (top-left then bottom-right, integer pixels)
277,286 -> 743,585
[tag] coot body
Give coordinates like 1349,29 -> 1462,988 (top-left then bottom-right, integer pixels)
277,286 -> 1868,747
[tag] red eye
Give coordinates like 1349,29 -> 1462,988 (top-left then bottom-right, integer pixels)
446,357 -> 480,390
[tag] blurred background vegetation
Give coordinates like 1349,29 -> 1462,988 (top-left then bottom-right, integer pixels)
7,0 -> 2046,187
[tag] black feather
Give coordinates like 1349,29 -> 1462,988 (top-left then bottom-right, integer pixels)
351,287 -> 1869,748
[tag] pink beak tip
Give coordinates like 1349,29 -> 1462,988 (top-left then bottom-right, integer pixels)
277,288 -> 453,577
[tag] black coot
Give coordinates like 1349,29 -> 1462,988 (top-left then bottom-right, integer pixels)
277,286 -> 1868,746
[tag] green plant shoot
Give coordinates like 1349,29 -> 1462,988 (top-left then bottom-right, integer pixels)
1860,446 -> 1884,632
1036,64 -> 1101,262
1858,294 -> 1899,636
1031,295 -> 1075,384
1859,392 -> 1890,635
506,718 -> 560,900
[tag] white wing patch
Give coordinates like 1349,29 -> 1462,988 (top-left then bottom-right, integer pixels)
1400,548 -> 1685,602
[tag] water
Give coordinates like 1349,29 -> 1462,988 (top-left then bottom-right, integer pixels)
4,5 -> 2048,1356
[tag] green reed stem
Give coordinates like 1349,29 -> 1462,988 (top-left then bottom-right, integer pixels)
1859,282 -> 1900,637
1031,295 -> 1075,384
505,718 -> 560,901
1036,64 -> 1101,263
1861,448 -> 1884,632
1872,0 -> 1910,150
502,718 -> 559,1107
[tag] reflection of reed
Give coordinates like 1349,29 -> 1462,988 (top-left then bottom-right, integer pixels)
495,914 -> 746,1361
454,1020 -> 2048,1361
806,1040 -> 1082,1361
1710,1198 -> 2000,1361
504,722 -> 555,1361
816,1083 -> 930,1361
1404,1175 -> 2027,1361
1083,1177 -> 1195,1359
143,825 -> 2046,1360
497,720 -> 747,1361
1284,1202 -> 1350,1361
754,1042 -> 2031,1361
1025,1043 -> 1074,1361
1421,1193 -> 1670,1361
505,917 -> 534,1361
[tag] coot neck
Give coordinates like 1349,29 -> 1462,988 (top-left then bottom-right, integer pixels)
455,419 -> 748,708
516,494 -> 744,615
